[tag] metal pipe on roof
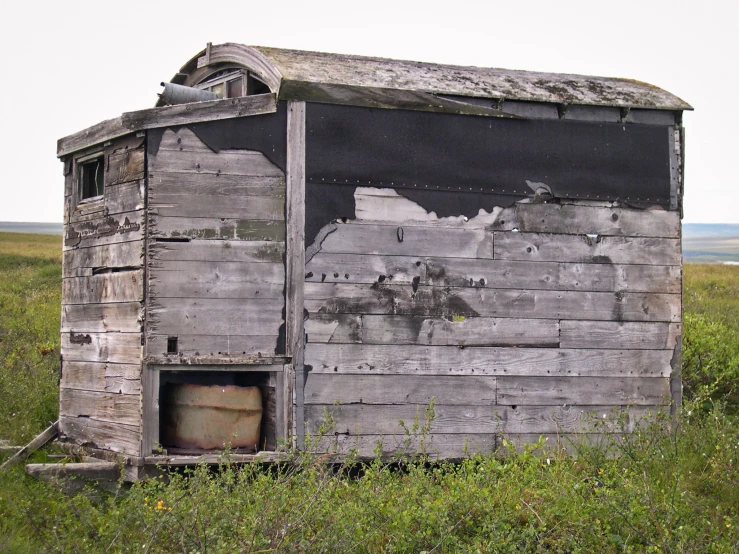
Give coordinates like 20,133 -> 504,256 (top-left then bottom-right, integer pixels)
158,82 -> 218,105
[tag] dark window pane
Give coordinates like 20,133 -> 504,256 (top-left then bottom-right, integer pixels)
227,78 -> 243,98
80,157 -> 104,200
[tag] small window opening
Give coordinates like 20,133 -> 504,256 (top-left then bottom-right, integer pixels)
246,73 -> 270,95
167,336 -> 178,354
195,69 -> 270,99
79,156 -> 104,200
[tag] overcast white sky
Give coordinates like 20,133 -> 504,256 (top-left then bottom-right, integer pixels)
0,0 -> 736,223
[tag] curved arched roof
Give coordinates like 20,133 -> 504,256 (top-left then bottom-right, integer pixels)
169,43 -> 691,111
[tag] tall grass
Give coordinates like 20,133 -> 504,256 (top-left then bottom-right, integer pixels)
0,236 -> 737,553
0,233 -> 61,444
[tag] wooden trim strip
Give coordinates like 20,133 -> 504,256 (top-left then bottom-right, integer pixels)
58,94 -> 277,157
279,81 -> 517,118
286,101 -> 306,447
145,354 -> 290,366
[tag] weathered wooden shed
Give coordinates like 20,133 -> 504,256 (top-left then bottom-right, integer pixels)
57,43 -> 689,475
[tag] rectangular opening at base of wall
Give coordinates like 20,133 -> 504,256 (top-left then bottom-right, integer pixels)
158,371 -> 279,454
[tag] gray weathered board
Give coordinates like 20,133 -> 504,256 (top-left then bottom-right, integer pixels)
307,254 -> 681,293
305,404 -> 659,435
305,344 -> 673,377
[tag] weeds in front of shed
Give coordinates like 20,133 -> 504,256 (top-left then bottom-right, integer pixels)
2,398 -> 737,553
1,250 -> 739,552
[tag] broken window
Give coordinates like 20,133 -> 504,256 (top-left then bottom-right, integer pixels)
79,156 -> 104,200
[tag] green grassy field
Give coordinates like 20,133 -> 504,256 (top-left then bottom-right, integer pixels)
0,233 -> 61,444
0,232 -> 738,553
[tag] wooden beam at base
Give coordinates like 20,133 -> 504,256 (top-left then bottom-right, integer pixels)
26,462 -> 120,492
0,421 -> 59,471
144,451 -> 287,466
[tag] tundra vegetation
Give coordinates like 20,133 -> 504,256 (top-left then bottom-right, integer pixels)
0,231 -> 737,553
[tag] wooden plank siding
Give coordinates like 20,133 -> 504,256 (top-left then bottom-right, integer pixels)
60,134 -> 147,457
303,190 -> 681,454
145,126 -> 287,360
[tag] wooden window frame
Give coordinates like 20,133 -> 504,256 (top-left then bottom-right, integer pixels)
194,69 -> 270,99
74,150 -> 105,206
195,69 -> 246,99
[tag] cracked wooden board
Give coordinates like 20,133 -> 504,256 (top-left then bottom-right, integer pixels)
305,343 -> 673,378
148,216 -> 285,242
62,271 -> 144,305
149,172 -> 285,198
306,404 -> 659,435
312,433 -> 497,459
359,315 -> 559,347
494,232 -> 681,266
314,222 -> 494,259
60,389 -> 140,427
62,302 -> 142,333
59,416 -> 140,456
304,375 -> 497,405
495,376 -> 669,406
148,239 -> 284,264
61,331 -> 143,364
304,283 -> 681,322
64,210 -> 144,251
61,362 -> 141,395
63,240 -> 144,278
146,334 -> 280,357
491,203 -> 680,238
304,374 -> 667,407
150,148 -> 283,177
67,180 -> 145,224
560,321 -> 682,350
306,253 -> 681,293
149,261 -> 284,300
147,298 -> 284,337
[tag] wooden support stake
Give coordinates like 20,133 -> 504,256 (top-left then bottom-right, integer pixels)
0,421 -> 59,471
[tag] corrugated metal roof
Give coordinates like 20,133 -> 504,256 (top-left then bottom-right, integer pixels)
177,43 -> 691,111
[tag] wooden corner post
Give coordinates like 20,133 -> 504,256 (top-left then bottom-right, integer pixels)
286,101 -> 306,447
